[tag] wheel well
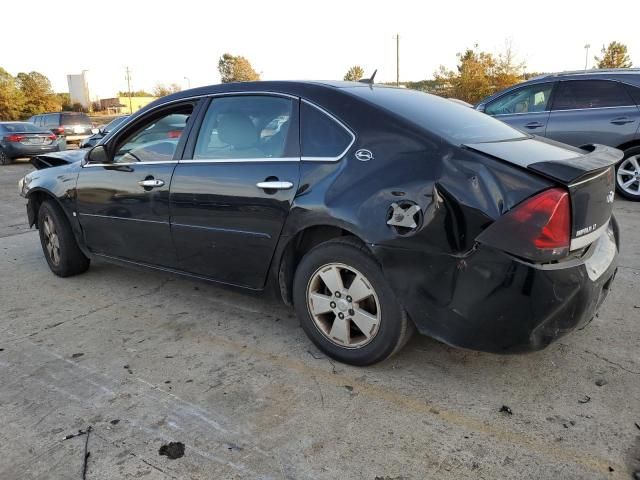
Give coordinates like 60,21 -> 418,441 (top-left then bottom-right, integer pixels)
277,226 -> 366,305
26,190 -> 57,228
616,140 -> 640,153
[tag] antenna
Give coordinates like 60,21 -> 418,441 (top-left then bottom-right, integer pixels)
358,69 -> 377,85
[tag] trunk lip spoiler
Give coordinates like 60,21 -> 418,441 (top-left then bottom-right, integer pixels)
463,141 -> 623,185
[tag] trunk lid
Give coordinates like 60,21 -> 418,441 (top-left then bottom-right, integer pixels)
465,137 -> 622,251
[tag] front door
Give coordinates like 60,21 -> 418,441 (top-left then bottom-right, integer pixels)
170,94 -> 300,289
484,82 -> 555,136
76,103 -> 197,267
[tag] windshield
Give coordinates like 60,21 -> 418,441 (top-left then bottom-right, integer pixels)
61,113 -> 92,125
1,122 -> 44,133
348,86 -> 527,145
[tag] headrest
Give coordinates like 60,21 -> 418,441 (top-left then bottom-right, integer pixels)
217,113 -> 258,149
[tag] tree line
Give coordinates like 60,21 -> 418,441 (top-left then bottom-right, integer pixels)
341,41 -> 633,104
0,42 -> 633,120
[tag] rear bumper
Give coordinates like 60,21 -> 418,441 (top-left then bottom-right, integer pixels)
3,143 -> 59,158
372,222 -> 618,354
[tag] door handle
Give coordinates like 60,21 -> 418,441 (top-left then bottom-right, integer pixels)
524,122 -> 545,129
138,179 -> 165,188
610,117 -> 634,125
256,181 -> 293,190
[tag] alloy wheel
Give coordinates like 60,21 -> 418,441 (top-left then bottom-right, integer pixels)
306,263 -> 381,348
617,155 -> 640,196
42,215 -> 60,266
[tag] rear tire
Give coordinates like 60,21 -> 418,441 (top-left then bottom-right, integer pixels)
293,237 -> 413,366
616,147 -> 640,201
37,200 -> 90,277
0,149 -> 11,165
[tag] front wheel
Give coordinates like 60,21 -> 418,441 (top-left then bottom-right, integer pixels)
37,200 -> 90,277
293,238 -> 413,366
616,147 -> 640,201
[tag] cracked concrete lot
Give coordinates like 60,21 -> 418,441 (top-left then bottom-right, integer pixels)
1,160 -> 639,479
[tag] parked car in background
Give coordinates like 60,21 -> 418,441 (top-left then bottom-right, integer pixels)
19,81 -> 620,365
476,69 -> 640,200
28,112 -> 94,145
79,115 -> 129,149
0,122 -> 59,165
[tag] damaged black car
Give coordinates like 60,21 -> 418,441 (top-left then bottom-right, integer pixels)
18,81 -> 620,365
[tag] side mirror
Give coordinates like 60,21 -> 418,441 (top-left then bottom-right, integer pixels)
86,145 -> 110,164
476,103 -> 486,113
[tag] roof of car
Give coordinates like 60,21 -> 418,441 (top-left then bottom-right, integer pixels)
534,68 -> 640,79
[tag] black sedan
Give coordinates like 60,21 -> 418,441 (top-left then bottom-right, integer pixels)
0,122 -> 59,165
79,115 -> 129,149
18,81 -> 620,365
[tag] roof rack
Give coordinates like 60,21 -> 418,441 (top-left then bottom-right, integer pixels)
542,68 -> 640,78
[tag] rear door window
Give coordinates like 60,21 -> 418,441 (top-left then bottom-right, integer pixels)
486,83 -> 554,115
624,84 -> 640,105
61,113 -> 91,125
552,80 -> 633,110
300,102 -> 353,159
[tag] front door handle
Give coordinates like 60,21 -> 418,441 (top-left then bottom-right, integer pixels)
524,122 -> 545,129
610,117 -> 634,125
138,179 -> 165,188
256,181 -> 293,190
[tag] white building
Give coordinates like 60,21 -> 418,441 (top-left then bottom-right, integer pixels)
67,72 -> 91,109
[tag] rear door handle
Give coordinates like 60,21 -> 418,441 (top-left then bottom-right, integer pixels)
524,122 -> 545,129
610,117 -> 634,125
138,179 -> 165,188
256,181 -> 293,190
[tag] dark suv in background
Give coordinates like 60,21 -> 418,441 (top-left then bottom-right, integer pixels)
477,69 -> 640,200
28,112 -> 93,145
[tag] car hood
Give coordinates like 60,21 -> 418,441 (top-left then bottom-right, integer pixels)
30,149 -> 87,170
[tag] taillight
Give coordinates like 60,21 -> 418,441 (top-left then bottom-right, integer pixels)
48,134 -> 57,141
476,188 -> 571,262
167,130 -> 182,139
54,127 -> 65,135
5,134 -> 24,142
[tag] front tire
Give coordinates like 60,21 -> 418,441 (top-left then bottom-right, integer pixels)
616,147 -> 640,201
293,237 -> 413,366
37,200 -> 90,277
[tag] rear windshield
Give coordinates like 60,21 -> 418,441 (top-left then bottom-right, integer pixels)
61,113 -> 91,125
1,122 -> 44,133
348,87 -> 527,144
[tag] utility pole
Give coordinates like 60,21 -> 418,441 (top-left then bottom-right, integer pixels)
184,76 -> 191,89
584,44 -> 590,71
125,67 -> 133,114
393,34 -> 400,86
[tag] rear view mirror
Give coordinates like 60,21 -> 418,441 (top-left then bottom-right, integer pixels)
86,145 -> 110,164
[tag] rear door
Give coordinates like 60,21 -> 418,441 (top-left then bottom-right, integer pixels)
76,101 -> 198,267
484,82 -> 555,136
170,94 -> 300,289
546,79 -> 640,147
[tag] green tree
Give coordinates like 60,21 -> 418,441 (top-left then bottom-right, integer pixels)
55,92 -> 73,111
344,65 -> 365,81
152,83 -> 182,97
595,41 -> 632,68
0,68 -> 24,120
218,53 -> 260,83
434,43 -> 526,104
16,71 -> 60,118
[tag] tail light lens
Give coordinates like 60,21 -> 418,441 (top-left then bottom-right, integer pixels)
5,134 -> 24,142
167,130 -> 182,139
476,188 -> 571,263
47,134 -> 57,141
54,127 -> 65,135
